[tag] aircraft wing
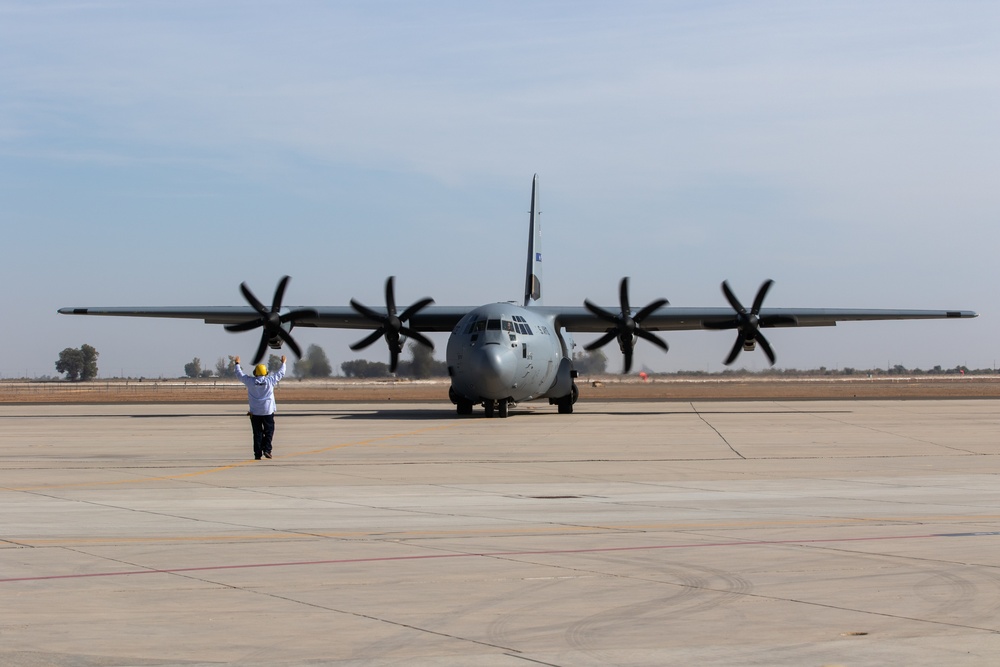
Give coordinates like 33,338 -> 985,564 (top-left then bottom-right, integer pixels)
57,305 -> 472,332
58,304 -> 977,332
548,307 -> 978,332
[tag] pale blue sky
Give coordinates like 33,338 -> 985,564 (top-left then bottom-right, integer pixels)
2,1 -> 996,378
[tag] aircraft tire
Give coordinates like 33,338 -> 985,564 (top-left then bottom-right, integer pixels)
484,401 -> 495,418
557,394 -> 573,414
498,400 -> 509,418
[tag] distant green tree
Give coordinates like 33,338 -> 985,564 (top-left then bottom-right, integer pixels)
184,357 -> 203,378
56,345 -> 99,381
55,347 -> 84,381
267,354 -> 284,374
294,344 -> 332,378
397,343 -> 447,378
80,344 -> 99,380
216,356 -> 236,378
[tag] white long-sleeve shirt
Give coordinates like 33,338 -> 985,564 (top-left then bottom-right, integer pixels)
235,362 -> 286,415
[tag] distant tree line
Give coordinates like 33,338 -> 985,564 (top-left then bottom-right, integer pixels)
181,343 -> 449,379
53,342 -> 993,381
659,364 -> 992,377
341,343 -> 447,378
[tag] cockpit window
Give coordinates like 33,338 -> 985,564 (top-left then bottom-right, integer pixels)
467,316 -> 533,336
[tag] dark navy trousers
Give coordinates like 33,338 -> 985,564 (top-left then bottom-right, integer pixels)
249,413 -> 275,459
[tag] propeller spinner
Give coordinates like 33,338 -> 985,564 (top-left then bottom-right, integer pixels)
349,276 -> 435,373
584,277 -> 669,374
224,275 -> 317,365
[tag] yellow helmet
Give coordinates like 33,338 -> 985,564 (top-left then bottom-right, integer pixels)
253,364 -> 268,377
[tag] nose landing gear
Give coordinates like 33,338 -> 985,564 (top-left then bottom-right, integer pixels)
483,399 -> 510,418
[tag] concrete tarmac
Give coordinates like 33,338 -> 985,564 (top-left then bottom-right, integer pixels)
2,399 -> 999,666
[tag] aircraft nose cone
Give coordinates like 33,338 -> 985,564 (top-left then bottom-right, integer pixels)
466,344 -> 517,399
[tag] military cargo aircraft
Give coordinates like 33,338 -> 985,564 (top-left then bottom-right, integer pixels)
60,175 -> 977,417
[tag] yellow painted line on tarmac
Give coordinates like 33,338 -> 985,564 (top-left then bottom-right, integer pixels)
7,422 -> 460,491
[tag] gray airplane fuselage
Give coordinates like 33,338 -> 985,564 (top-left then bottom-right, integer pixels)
446,302 -> 574,409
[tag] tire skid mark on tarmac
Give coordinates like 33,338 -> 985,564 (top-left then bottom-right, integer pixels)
563,561 -> 753,652
4,530 -> 994,584
773,400 -> 985,455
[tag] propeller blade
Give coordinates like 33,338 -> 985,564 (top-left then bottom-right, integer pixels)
635,328 -> 669,351
350,329 -> 385,351
276,327 -> 303,359
751,279 -> 773,314
584,300 -> 619,323
225,319 -> 263,333
756,332 -> 776,365
271,275 -> 290,312
585,330 -> 619,351
252,332 -> 270,366
240,283 -> 268,315
389,345 -> 400,373
633,298 -> 668,322
622,344 -> 633,374
280,308 -> 319,325
398,297 -> 434,322
618,277 -> 631,317
350,299 -> 385,323
400,327 -> 435,350
724,335 -> 745,366
721,281 -> 745,314
384,276 -> 396,315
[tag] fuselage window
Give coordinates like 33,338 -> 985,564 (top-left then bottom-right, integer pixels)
468,320 -> 486,334
503,320 -> 515,332
487,319 -> 501,331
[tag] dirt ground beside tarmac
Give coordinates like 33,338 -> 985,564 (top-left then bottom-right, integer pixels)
3,375 -> 999,404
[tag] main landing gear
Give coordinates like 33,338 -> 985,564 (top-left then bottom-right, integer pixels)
450,385 -> 579,418
551,382 -> 580,414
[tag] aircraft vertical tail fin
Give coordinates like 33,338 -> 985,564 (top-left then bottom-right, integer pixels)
523,174 -> 542,307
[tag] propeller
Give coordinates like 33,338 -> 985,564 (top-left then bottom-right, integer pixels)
224,275 -> 317,365
349,276 -> 435,373
583,277 -> 669,374
703,279 -> 797,365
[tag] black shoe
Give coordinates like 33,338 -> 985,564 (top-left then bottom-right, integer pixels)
263,451 -> 272,459
255,456 -> 261,460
